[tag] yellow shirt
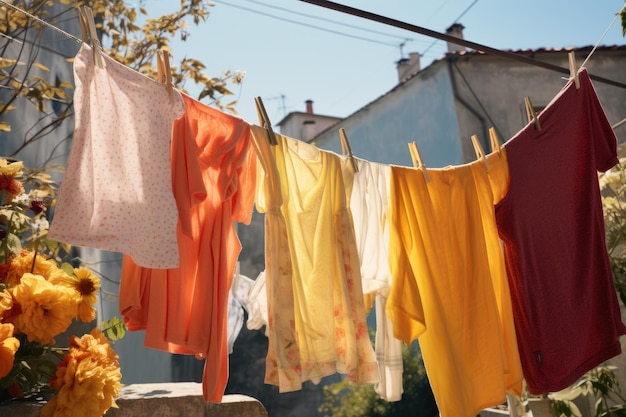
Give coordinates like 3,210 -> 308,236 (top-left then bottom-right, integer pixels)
387,149 -> 522,417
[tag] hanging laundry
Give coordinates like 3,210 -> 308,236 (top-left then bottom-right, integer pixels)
387,148 -> 523,417
227,272 -> 254,354
119,94 -> 257,403
495,68 -> 626,395
49,43 -> 185,269
250,125 -> 379,393
339,156 -> 403,402
246,270 -> 269,336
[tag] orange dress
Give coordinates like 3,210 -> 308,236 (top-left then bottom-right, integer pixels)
119,94 -> 257,403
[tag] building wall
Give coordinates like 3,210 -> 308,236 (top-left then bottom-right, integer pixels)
277,111 -> 342,142
312,62 -> 464,168
449,48 -> 626,153
311,48 -> 626,170
0,5 -> 78,168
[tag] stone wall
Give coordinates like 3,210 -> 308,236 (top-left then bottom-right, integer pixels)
1,383 -> 267,417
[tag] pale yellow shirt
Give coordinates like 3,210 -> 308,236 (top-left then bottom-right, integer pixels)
252,127 -> 379,392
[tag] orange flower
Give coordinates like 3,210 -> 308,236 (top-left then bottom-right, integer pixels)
0,174 -> 24,203
0,259 -> 13,284
50,267 -> 100,323
5,250 -> 65,286
7,273 -> 76,344
0,322 -> 19,378
0,288 -> 12,319
41,328 -> 122,417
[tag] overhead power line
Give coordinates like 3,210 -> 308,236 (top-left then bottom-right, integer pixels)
296,0 -> 626,89
240,0 -> 413,42
213,0 -> 400,47
421,0 -> 480,57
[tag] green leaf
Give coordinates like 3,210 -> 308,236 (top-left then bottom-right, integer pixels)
621,5 -> 626,37
100,316 -> 127,342
61,262 -> 74,276
6,233 -> 22,254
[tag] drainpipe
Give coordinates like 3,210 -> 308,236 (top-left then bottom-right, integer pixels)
446,56 -> 488,151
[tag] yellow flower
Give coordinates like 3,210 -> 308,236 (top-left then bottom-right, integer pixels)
50,267 -> 100,323
7,274 -> 76,344
42,328 -> 122,417
0,322 -> 19,378
5,250 -> 65,286
0,158 -> 23,176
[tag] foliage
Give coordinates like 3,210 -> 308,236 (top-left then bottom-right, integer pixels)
0,158 -> 121,417
0,1 -> 75,161
548,366 -> 626,417
0,0 -> 245,159
318,341 -> 438,417
599,157 -> 626,308
619,6 -> 626,37
87,0 -> 245,111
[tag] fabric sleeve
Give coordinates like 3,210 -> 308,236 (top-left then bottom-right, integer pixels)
231,124 -> 258,225
250,125 -> 283,214
485,149 -> 510,206
170,89 -> 186,121
171,111 -> 207,237
580,70 -> 618,172
386,167 -> 426,345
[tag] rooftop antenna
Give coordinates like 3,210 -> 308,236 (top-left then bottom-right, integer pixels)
265,94 -> 287,118
399,40 -> 407,60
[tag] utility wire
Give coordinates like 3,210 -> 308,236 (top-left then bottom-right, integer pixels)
1,29 -> 79,59
240,0 -> 413,42
213,0 -> 399,47
421,0 -> 480,58
297,0 -> 626,89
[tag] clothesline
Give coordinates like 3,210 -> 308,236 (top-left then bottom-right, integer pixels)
3,0 -> 626,113
4,0 -> 626,90
296,0 -> 626,90
0,0 -> 83,45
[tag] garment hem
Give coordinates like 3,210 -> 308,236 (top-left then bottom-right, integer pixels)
526,341 -> 622,395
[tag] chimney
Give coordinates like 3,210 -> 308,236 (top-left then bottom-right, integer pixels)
396,52 -> 421,82
446,23 -> 466,53
305,99 -> 313,114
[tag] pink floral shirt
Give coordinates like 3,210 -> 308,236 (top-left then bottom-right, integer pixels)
49,44 -> 185,269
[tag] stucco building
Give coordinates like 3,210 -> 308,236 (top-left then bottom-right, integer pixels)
278,25 -> 626,170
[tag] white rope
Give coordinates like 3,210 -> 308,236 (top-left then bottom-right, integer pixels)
580,11 -> 621,68
0,0 -> 83,45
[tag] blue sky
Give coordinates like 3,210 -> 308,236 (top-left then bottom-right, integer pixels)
143,0 -> 626,126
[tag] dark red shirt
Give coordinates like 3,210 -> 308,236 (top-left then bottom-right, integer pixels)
496,68 -> 626,394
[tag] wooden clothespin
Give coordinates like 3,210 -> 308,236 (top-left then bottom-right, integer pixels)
488,127 -> 502,155
524,96 -> 541,131
568,51 -> 580,90
255,96 -> 277,145
339,128 -> 358,173
408,141 -> 430,183
470,134 -> 490,171
78,6 -> 104,69
156,50 -> 174,98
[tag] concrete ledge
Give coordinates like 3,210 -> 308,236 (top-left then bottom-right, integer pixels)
1,383 -> 267,417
